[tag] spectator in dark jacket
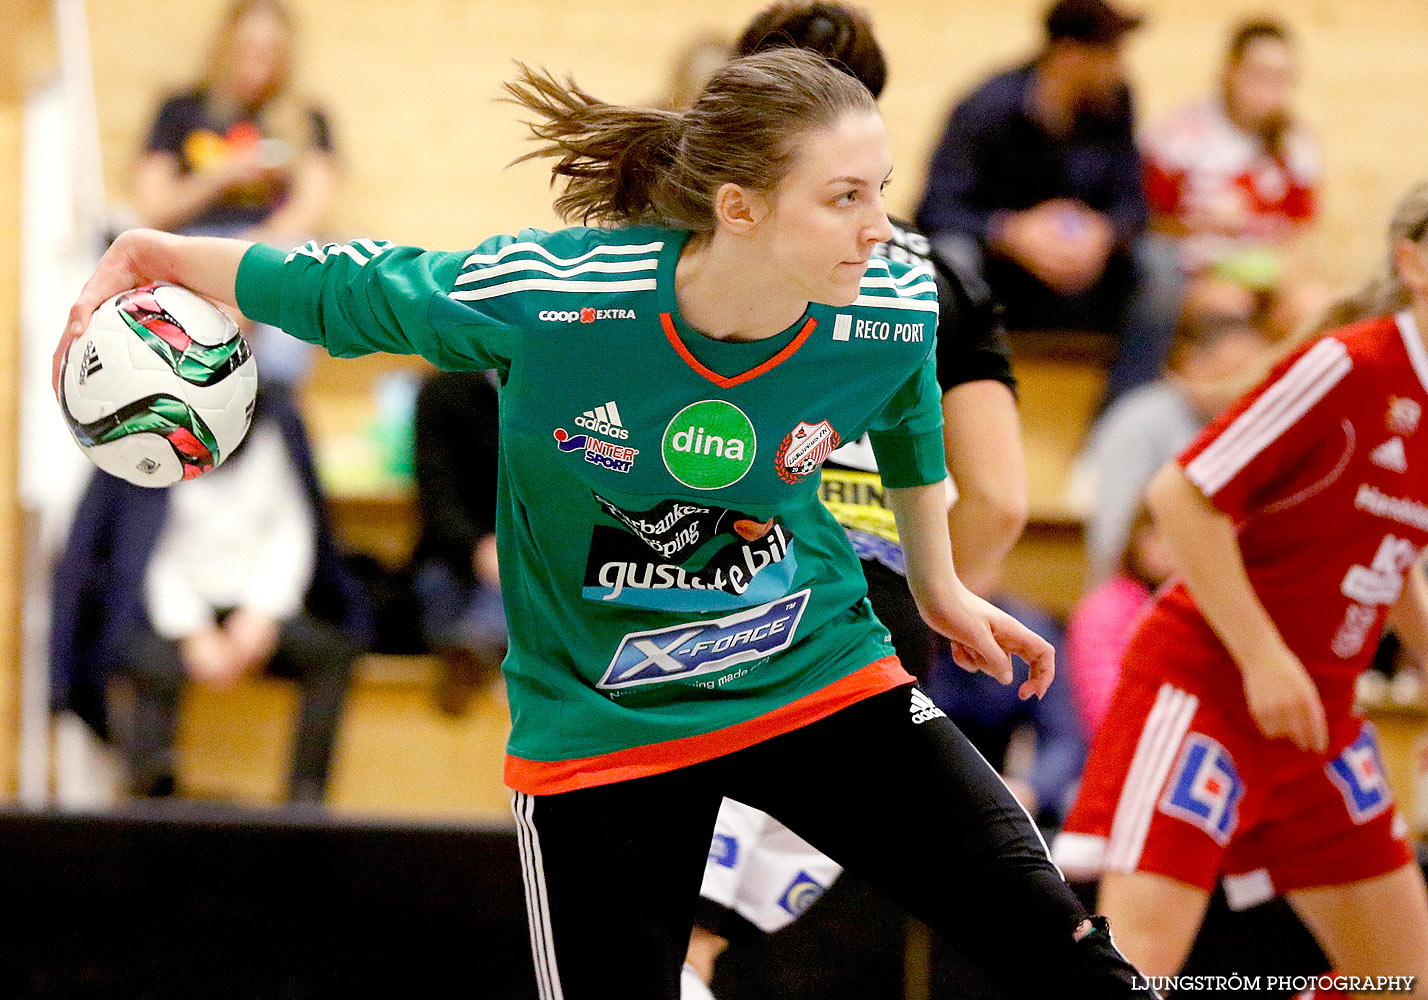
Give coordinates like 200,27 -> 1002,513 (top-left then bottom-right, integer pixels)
916,0 -> 1182,405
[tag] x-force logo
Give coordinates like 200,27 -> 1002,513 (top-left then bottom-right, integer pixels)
599,590 -> 810,690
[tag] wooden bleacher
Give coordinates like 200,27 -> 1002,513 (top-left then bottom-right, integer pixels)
173,350 -> 517,819
177,656 -> 514,820
1000,330 -> 1112,618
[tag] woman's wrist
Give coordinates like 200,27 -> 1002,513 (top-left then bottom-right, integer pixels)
114,228 -> 180,281
909,574 -> 973,617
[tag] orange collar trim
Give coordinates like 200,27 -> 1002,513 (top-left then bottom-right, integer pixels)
661,312 -> 817,389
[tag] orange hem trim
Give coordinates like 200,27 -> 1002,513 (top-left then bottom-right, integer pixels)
661,313 -> 817,389
504,656 -> 912,795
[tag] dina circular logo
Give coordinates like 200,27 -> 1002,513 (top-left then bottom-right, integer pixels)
662,400 -> 757,490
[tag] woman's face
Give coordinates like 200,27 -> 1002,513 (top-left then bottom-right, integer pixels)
228,11 -> 291,106
1225,37 -> 1294,134
751,110 -> 895,307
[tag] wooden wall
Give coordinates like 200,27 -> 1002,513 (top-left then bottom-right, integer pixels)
86,0 -> 1428,284
1,1 -> 60,800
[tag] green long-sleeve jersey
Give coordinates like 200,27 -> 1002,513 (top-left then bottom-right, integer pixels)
236,225 -> 946,793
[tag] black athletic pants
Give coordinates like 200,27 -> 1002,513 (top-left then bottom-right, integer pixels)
512,684 -> 1152,999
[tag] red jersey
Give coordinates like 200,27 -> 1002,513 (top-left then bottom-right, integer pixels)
1142,312 -> 1428,717
1143,99 -> 1319,272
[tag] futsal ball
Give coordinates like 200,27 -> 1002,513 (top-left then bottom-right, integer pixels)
59,283 -> 258,486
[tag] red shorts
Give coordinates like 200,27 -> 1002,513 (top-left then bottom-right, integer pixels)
1054,663 -> 1413,908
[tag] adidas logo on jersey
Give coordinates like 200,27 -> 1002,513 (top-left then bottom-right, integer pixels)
78,341 -> 102,385
576,401 -> 629,439
910,688 -> 946,725
1371,436 -> 1408,472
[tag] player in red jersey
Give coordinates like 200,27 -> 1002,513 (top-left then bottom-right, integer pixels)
1053,181 -> 1428,982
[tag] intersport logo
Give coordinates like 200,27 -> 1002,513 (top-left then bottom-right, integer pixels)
538,307 -> 637,324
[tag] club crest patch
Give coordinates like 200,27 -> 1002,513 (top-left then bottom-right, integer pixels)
775,419 -> 840,485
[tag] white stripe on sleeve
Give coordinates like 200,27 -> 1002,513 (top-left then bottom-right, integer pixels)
450,277 -> 658,303
848,294 -> 939,314
1184,338 -> 1351,497
454,257 -> 659,286
463,240 -> 664,268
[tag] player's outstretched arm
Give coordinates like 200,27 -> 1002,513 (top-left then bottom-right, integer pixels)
1145,460 -> 1328,752
54,228 -> 251,397
888,479 -> 1054,699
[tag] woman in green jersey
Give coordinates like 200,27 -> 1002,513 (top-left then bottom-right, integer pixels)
56,48 -> 1153,999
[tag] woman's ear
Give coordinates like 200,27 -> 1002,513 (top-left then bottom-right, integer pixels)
713,182 -> 770,235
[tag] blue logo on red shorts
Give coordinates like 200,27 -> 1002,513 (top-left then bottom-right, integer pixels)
1326,723 -> 1393,824
1159,733 -> 1244,845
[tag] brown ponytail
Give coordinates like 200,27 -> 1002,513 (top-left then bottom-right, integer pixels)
505,69 -> 683,228
505,48 -> 877,230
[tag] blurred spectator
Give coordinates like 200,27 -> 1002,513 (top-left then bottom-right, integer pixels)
915,0 -> 1181,405
1144,18 -> 1330,339
1065,502 -> 1173,737
658,32 -> 734,110
132,0 -> 337,241
923,595 -> 1085,826
132,0 -> 338,385
1080,312 -> 1267,582
411,371 -> 506,715
50,383 -> 370,804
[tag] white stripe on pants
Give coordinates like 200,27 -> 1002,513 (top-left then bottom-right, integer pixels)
1104,684 -> 1199,872
513,792 -> 565,1000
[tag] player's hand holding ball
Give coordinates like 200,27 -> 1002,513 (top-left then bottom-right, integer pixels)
55,231 -> 257,487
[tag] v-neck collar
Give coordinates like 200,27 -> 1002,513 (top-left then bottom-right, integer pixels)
1397,310 -> 1428,397
656,230 -> 818,389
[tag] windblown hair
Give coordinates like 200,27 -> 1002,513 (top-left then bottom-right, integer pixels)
504,47 -> 877,230
734,2 -> 887,100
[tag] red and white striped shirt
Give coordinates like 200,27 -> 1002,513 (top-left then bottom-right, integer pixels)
1146,312 -> 1428,697
1143,99 -> 1319,272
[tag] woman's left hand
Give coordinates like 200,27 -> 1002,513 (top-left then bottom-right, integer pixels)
922,588 -> 1055,700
